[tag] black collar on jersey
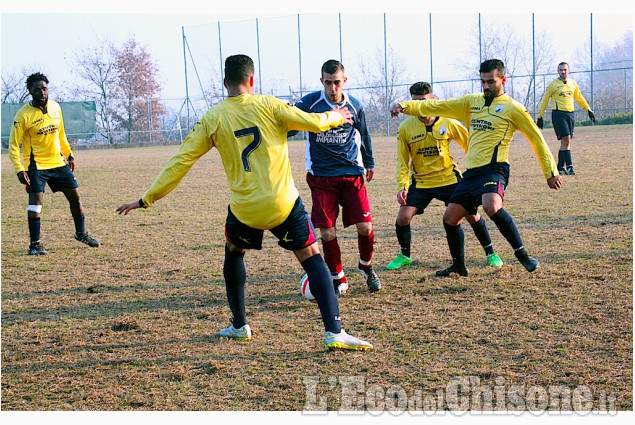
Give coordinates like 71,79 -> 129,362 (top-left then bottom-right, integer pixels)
425,116 -> 440,132
29,100 -> 47,115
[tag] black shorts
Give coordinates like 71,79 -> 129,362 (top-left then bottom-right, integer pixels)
405,183 -> 459,214
448,163 -> 510,215
551,110 -> 575,140
27,165 -> 79,193
225,197 -> 318,251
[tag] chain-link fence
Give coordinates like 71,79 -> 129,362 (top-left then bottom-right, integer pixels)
4,13 -> 630,149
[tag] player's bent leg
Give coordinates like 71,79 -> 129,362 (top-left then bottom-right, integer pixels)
465,212 -> 503,267
355,222 -> 380,291
62,187 -> 99,247
319,227 -> 348,295
219,241 -> 252,339
387,206 -> 418,270
295,247 -> 371,351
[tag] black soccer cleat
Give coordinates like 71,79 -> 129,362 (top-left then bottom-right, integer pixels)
75,232 -> 100,247
514,248 -> 540,272
558,168 -> 569,176
435,263 -> 468,277
566,166 -> 575,175
28,242 -> 48,255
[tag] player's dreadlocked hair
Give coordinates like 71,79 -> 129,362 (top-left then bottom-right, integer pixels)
479,59 -> 506,77
224,54 -> 254,86
321,59 -> 344,76
409,82 -> 432,96
26,72 -> 49,90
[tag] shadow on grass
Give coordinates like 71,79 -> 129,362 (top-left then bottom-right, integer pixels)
1,279 -> 319,325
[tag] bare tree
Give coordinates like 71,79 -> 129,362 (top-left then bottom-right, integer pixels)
69,40 -> 119,143
357,45 -> 410,135
1,63 -> 47,103
460,22 -> 556,111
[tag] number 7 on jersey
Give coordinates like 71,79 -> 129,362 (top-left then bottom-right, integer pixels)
234,126 -> 262,172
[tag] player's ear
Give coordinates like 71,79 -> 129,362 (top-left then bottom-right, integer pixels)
223,78 -> 228,89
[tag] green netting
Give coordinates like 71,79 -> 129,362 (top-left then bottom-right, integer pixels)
1,101 -> 96,147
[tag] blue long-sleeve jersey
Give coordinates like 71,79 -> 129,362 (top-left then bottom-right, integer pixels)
292,90 -> 374,177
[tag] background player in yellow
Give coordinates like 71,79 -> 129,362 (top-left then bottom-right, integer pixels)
391,59 -> 562,275
387,82 -> 503,274
117,54 -> 372,351
537,62 -> 595,175
8,72 -> 99,255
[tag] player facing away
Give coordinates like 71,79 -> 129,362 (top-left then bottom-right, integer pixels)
387,82 -> 503,274
390,59 -> 563,275
117,54 -> 372,351
290,59 -> 380,295
536,62 -> 595,175
8,72 -> 99,255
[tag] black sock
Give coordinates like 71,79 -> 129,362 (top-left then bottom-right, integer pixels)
557,150 -> 566,170
28,217 -> 41,244
470,217 -> 494,256
490,209 -> 523,251
301,253 -> 341,333
443,222 -> 465,265
73,213 -> 86,235
223,245 -> 247,328
395,221 -> 411,258
563,150 -> 573,169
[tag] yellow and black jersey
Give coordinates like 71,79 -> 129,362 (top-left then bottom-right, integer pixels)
538,77 -> 592,118
141,93 -> 345,230
9,100 -> 73,173
396,116 -> 468,190
400,94 -> 558,179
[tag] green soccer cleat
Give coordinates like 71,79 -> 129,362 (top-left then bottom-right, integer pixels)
219,324 -> 252,340
325,330 -> 373,351
486,253 -> 504,267
386,253 -> 412,270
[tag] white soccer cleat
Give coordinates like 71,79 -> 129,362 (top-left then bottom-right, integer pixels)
219,324 -> 252,340
325,329 -> 372,351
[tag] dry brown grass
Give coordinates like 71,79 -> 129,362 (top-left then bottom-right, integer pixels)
1,124 -> 632,411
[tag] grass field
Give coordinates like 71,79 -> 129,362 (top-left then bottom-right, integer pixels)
1,124 -> 632,411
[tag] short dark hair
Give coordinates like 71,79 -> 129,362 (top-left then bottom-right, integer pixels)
26,72 -> 49,91
321,59 -> 344,75
224,54 -> 254,86
409,82 -> 432,96
479,59 -> 506,77
558,62 -> 569,68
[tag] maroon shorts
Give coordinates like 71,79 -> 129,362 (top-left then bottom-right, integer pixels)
306,173 -> 372,228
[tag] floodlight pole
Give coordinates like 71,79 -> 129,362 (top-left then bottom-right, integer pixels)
384,13 -> 389,136
298,14 -> 303,99
218,21 -> 225,100
182,26 -> 190,129
339,13 -> 343,63
256,18 -> 263,94
590,13 -> 595,121
429,14 -> 433,86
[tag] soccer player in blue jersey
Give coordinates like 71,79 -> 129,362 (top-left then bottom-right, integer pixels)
117,54 -> 372,351
290,60 -> 380,295
9,73 -> 99,255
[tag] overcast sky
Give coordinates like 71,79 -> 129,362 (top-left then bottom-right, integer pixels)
1,1 -> 633,103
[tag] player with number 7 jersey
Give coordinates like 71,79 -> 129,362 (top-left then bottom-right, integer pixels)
136,88 -> 348,230
117,55 -> 372,352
